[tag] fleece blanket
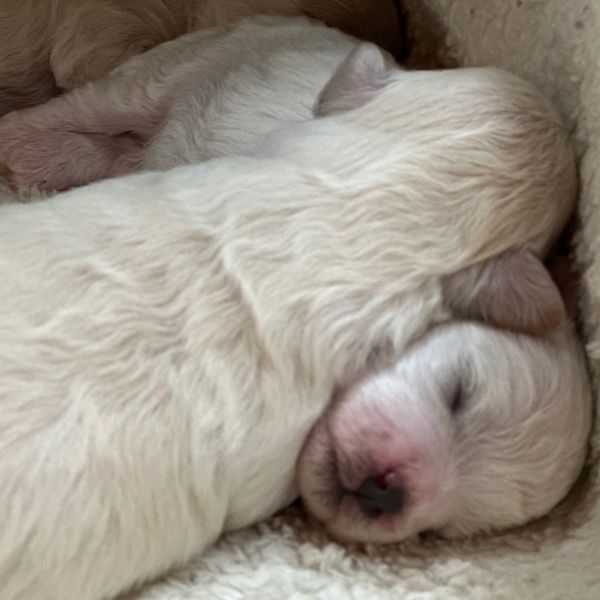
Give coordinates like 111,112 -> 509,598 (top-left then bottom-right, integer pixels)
77,1 -> 594,598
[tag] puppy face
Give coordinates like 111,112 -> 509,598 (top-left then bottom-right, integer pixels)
297,321 -> 592,543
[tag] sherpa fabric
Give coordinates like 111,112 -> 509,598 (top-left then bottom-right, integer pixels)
114,2 -> 599,599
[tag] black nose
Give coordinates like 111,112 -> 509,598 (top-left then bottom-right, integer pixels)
354,474 -> 406,518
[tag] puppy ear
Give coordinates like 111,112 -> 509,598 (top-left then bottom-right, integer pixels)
314,43 -> 394,117
442,248 -> 566,335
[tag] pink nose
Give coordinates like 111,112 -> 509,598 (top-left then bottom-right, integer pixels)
354,470 -> 405,518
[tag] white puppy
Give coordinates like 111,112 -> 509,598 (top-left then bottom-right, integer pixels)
0,17 -> 361,191
298,320 -> 590,543
0,38 -> 591,600
0,0 -> 404,116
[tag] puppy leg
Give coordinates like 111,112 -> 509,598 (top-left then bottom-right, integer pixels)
0,61 -> 177,191
0,111 -> 143,192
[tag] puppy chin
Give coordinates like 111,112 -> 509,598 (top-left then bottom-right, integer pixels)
297,418 -> 344,523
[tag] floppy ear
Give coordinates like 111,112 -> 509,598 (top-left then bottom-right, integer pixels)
442,248 -> 566,335
314,43 -> 395,117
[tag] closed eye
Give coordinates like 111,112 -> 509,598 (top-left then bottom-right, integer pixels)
449,381 -> 465,414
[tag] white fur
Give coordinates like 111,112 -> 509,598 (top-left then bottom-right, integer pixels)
298,321 -> 592,543
0,0 -> 403,116
0,17 -> 360,191
0,25 -> 589,600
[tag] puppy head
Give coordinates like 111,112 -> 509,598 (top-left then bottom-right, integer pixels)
297,250 -> 592,543
298,319 -> 591,543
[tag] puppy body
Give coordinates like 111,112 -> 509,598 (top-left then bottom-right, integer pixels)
0,17 -> 359,191
132,17 -> 359,171
0,0 -> 403,116
0,16 -> 578,209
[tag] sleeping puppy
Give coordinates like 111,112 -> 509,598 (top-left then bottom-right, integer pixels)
0,42 -> 591,600
299,319 -> 590,543
0,16 -> 361,192
0,0 -> 404,116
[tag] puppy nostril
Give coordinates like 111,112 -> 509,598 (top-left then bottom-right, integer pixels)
375,469 -> 395,490
354,472 -> 405,518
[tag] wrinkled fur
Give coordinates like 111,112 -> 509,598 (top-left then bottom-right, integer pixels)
0,0 -> 404,116
0,39 -> 588,599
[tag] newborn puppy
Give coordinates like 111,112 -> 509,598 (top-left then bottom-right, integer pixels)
0,16 -> 361,192
299,320 -> 590,543
0,0 -> 404,116
0,43 -> 590,600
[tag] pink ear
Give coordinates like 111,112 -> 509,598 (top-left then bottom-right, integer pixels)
442,248 -> 566,335
314,43 -> 395,117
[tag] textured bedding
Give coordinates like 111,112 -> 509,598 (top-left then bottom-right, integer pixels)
100,1 -> 599,598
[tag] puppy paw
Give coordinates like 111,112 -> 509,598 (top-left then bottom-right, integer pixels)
0,112 -> 141,192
